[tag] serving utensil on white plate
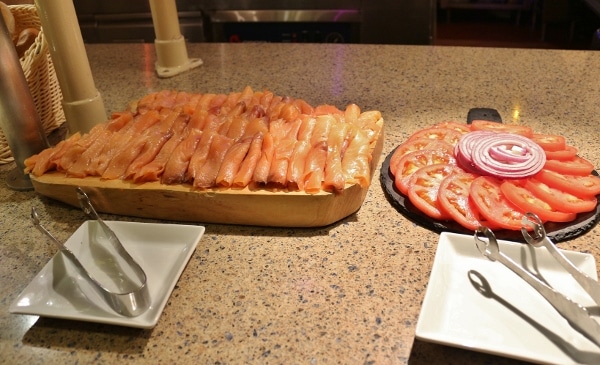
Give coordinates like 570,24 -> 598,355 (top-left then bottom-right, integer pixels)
474,215 -> 600,348
521,212 -> 600,305
30,187 -> 150,317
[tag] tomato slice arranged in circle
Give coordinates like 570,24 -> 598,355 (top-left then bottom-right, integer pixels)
470,120 -> 534,138
544,156 -> 595,176
469,176 -> 526,230
544,145 -> 578,161
407,164 -> 462,220
432,121 -> 471,134
437,172 -> 484,230
407,127 -> 463,146
500,180 -> 576,223
535,169 -> 600,198
389,138 -> 454,176
531,133 -> 566,152
523,178 -> 597,213
394,149 -> 456,195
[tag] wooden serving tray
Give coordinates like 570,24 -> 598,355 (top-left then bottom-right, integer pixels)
31,129 -> 384,228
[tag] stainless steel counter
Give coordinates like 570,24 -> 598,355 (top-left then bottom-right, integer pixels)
1,42 -> 600,364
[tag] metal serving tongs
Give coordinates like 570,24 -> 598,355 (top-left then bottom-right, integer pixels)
31,187 -> 150,317
474,216 -> 600,348
521,212 -> 600,305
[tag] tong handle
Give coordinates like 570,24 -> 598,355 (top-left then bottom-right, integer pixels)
496,249 -> 600,347
76,187 -> 101,220
76,187 -> 120,247
31,207 -> 64,251
547,243 -> 600,306
31,208 -> 101,289
522,213 -> 600,305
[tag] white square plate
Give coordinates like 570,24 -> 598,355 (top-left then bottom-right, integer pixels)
416,232 -> 600,365
10,221 -> 204,329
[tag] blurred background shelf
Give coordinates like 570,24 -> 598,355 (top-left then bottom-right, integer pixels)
439,0 -> 535,24
4,0 -> 599,49
435,0 -> 600,50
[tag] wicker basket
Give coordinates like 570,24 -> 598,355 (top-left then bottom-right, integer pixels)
0,5 -> 65,164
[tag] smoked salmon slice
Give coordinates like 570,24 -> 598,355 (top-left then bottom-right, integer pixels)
193,134 -> 234,188
232,132 -> 264,188
25,133 -> 80,176
133,115 -> 189,182
252,132 -> 274,184
162,128 -> 203,185
215,136 -> 252,188
186,130 -> 216,182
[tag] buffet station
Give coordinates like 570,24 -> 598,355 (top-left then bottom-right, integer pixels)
2,1 -> 600,364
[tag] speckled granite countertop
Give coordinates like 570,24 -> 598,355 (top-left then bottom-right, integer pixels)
2,43 -> 600,364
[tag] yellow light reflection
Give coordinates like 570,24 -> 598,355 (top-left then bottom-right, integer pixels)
511,106 -> 521,124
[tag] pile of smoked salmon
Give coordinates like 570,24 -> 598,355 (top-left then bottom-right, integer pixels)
24,86 -> 383,194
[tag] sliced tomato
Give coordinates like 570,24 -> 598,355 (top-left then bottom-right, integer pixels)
437,172 -> 483,230
545,145 -> 578,161
432,121 -> 471,134
470,120 -> 534,138
524,178 -> 597,213
544,156 -> 595,176
389,138 -> 453,176
407,127 -> 463,146
407,164 -> 462,220
500,180 -> 576,223
530,133 -> 566,152
394,149 -> 456,195
469,176 -> 526,230
535,169 -> 600,198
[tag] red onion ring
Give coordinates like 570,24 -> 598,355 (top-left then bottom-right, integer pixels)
454,131 -> 495,173
488,145 -> 530,163
469,133 -> 546,178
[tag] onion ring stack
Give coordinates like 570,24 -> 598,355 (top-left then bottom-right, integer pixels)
455,131 -> 546,179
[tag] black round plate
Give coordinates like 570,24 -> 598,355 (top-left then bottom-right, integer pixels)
380,147 -> 600,243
